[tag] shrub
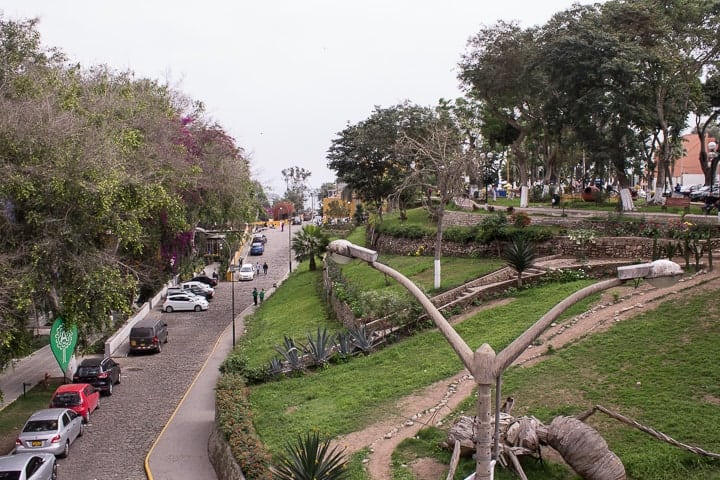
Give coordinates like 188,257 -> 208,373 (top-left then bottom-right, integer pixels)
215,374 -> 273,480
443,225 -> 479,244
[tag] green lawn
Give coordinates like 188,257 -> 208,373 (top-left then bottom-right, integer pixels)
395,287 -> 720,480
247,279 -> 597,454
242,249 -> 720,479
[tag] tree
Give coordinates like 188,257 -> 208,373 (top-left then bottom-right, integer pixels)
0,14 -> 258,368
395,104 -> 471,289
291,225 -> 329,271
327,102 -> 433,219
281,166 -> 311,212
458,21 -> 549,189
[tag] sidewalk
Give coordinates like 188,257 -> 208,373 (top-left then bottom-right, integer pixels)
145,307 -> 248,479
0,346 -> 65,412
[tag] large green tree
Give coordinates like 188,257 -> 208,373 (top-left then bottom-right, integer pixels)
326,102 -> 433,219
0,14 -> 258,370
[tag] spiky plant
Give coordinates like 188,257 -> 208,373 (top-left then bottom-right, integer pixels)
272,431 -> 348,480
502,236 -> 536,287
274,336 -> 304,371
304,327 -> 335,367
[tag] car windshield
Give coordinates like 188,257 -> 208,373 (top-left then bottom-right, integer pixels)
51,392 -> 81,407
132,328 -> 153,336
240,266 -> 252,272
77,366 -> 100,376
0,471 -> 21,480
23,420 -> 58,432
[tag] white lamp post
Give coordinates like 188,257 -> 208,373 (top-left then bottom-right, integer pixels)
326,240 -> 682,480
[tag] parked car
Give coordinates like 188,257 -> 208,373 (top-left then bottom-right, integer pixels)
0,453 -> 57,480
238,263 -> 254,281
72,357 -> 121,396
15,408 -> 84,458
190,275 -> 218,287
162,293 -> 209,312
292,216 -> 302,225
689,185 -> 719,201
249,242 -> 264,255
129,318 -> 168,354
679,183 -> 703,196
179,281 -> 214,299
252,234 -> 267,244
48,383 -> 99,423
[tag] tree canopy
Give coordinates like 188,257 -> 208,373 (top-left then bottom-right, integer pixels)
0,13 -> 259,367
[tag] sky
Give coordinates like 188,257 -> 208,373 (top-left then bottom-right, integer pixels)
3,1 -> 595,198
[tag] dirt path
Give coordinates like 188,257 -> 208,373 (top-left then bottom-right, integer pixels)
333,266 -> 720,480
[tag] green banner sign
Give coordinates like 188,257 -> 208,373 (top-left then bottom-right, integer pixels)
50,317 -> 77,374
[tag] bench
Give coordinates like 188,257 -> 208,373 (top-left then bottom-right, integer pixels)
662,196 -> 691,212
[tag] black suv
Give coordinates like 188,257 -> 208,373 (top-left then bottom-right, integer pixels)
73,357 -> 121,395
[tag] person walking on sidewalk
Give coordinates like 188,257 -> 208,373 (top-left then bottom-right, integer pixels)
262,262 -> 268,275
252,287 -> 258,306
259,288 -> 265,304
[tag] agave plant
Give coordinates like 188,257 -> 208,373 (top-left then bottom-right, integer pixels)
267,357 -> 285,377
304,327 -> 335,367
347,323 -> 376,355
274,336 -> 304,372
502,235 -> 536,287
335,332 -> 353,361
271,431 -> 348,480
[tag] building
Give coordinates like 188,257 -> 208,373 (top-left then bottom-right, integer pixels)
670,134 -> 717,187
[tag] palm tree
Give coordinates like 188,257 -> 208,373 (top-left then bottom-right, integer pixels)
502,236 -> 536,287
272,431 -> 348,480
291,224 -> 329,271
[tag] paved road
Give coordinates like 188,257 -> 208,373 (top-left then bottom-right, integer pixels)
3,224 -> 294,480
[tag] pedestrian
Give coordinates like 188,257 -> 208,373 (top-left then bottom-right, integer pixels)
281,222 -> 284,232
252,287 -> 258,306
256,262 -> 261,276
259,288 -> 265,303
262,262 -> 268,275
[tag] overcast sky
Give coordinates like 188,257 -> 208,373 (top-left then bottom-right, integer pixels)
4,1 -> 595,197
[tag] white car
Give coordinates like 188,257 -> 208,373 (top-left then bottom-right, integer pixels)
238,263 -> 254,281
162,293 -> 209,312
180,281 -> 214,295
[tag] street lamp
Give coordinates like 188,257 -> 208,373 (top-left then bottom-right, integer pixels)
326,240 -> 682,480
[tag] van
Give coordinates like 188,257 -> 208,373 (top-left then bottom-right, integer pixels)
129,318 -> 168,354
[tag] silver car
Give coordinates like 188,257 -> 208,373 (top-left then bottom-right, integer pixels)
0,453 -> 57,480
15,408 -> 84,458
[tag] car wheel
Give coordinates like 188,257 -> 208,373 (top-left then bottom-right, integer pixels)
116,373 -> 121,384
51,461 -> 58,480
107,382 -> 113,396
83,411 -> 90,424
78,421 -> 85,437
165,306 -> 173,313
194,305 -> 201,312
60,441 -> 70,458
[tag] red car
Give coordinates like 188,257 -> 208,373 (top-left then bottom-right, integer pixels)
48,383 -> 100,424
